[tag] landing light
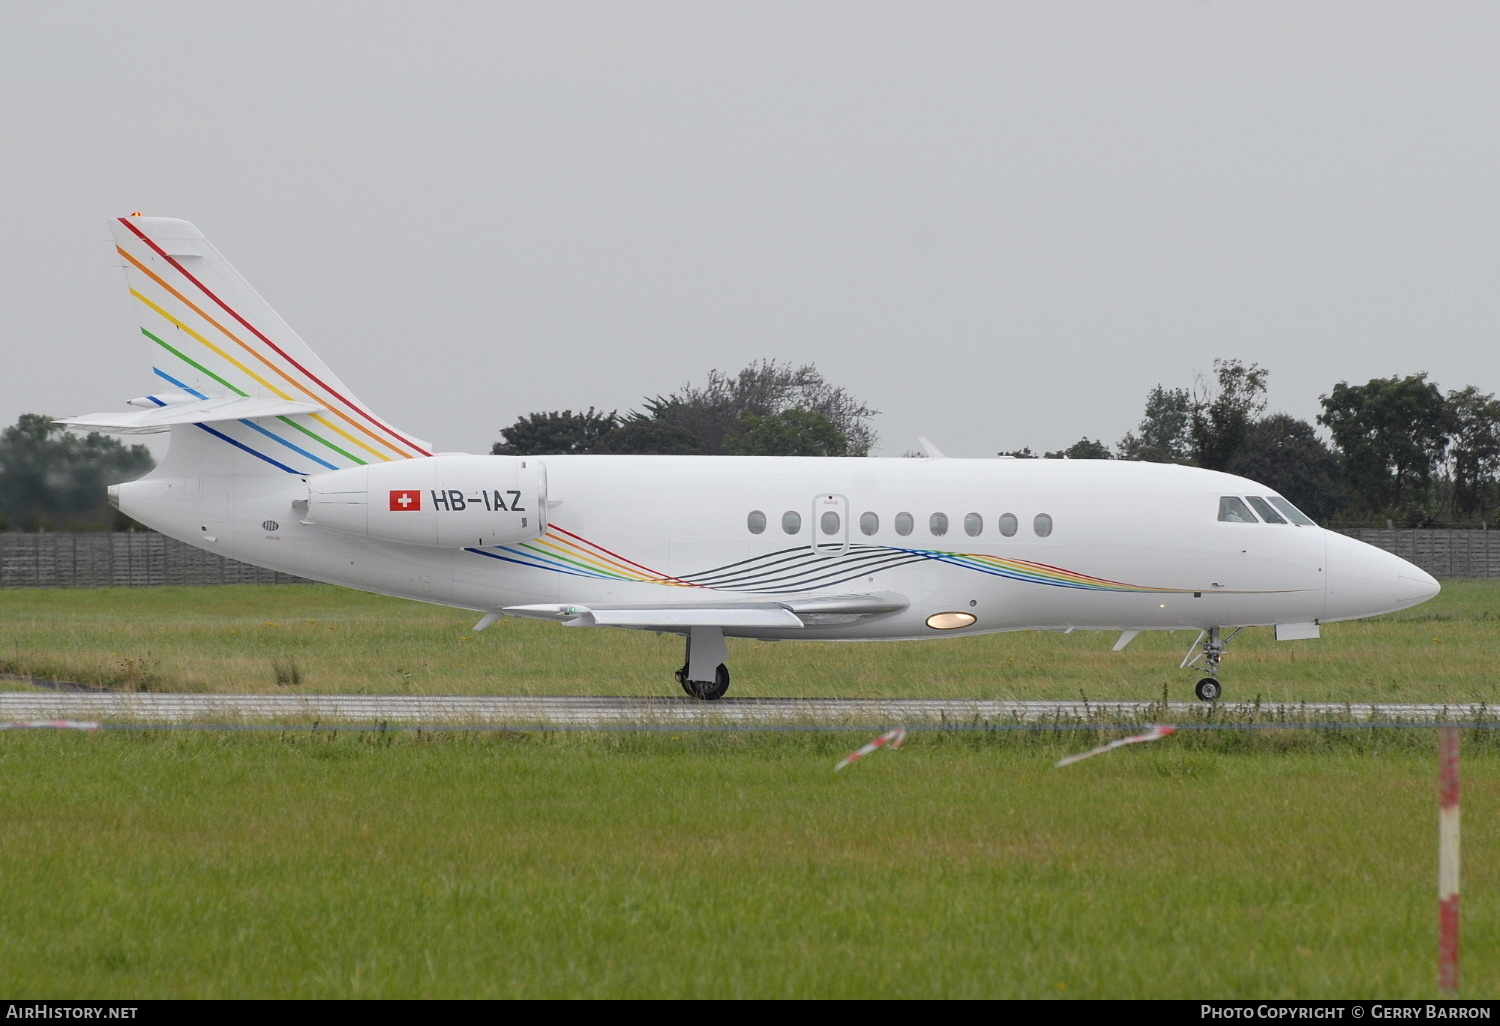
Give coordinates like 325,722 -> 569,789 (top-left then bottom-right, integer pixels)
926,612 -> 976,630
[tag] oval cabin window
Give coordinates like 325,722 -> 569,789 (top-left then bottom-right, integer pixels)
1033,513 -> 1053,538
998,513 -> 1018,537
747,510 -> 766,534
929,513 -> 949,536
859,512 -> 879,535
894,512 -> 914,536
964,513 -> 983,537
782,511 -> 802,534
820,511 -> 841,536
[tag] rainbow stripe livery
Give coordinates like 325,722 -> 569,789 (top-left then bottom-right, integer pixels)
470,527 -> 1189,595
111,216 -> 429,473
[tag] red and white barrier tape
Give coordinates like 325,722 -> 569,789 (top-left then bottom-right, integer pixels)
835,727 -> 907,771
1055,724 -> 1175,767
0,720 -> 101,731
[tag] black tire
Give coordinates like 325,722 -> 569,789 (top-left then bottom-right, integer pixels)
678,663 -> 730,701
1195,677 -> 1222,702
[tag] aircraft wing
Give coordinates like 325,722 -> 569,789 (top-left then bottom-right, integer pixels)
499,593 -> 908,630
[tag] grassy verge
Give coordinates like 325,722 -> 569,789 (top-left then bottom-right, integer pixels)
1,581 -> 1497,702
0,729 -> 1492,998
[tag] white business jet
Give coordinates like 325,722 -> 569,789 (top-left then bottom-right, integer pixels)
65,216 -> 1440,702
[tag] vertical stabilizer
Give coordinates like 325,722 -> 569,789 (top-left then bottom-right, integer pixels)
110,215 -> 431,475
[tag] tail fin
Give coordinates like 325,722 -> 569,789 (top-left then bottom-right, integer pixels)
109,215 -> 431,475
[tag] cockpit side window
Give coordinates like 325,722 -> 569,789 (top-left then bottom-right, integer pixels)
1268,496 -> 1317,526
1218,496 -> 1258,523
1246,496 -> 1287,524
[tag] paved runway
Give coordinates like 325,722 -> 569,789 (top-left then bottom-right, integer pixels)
1,691 -> 1493,726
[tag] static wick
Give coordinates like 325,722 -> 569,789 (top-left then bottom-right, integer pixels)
835,727 -> 907,771
1055,724 -> 1176,767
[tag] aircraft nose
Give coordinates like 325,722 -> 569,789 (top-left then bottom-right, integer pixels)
1324,531 -> 1441,622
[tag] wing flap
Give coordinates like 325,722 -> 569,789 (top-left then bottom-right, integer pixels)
501,592 -> 908,630
503,603 -> 804,629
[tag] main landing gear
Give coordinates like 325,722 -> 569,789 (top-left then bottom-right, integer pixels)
1181,626 -> 1242,703
677,626 -> 732,701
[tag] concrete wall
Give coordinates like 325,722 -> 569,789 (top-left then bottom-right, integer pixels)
0,532 -> 310,588
2,529 -> 1496,588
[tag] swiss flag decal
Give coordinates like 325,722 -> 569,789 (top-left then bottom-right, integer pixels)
389,489 -> 422,512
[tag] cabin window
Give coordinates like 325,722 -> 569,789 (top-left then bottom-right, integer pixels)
964,513 -> 983,537
820,511 -> 841,536
747,510 -> 766,534
859,512 -> 879,535
1033,513 -> 1053,537
1218,496 -> 1258,523
782,511 -> 802,534
895,512 -> 914,536
930,513 -> 949,537
1246,496 -> 1287,524
1268,495 -> 1316,526
998,513 -> 1018,537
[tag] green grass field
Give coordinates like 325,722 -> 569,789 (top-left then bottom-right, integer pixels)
1,580 -> 1496,703
1,582 -> 1496,997
1,730 -> 1495,999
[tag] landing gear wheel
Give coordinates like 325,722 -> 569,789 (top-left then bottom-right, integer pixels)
677,663 -> 730,701
1195,677 -> 1222,703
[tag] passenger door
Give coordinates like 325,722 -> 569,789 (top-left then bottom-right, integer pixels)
811,493 -> 849,557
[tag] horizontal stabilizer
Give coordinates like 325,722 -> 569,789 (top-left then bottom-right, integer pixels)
58,396 -> 325,435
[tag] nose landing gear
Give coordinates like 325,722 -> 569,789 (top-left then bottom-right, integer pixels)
1181,626 -> 1241,702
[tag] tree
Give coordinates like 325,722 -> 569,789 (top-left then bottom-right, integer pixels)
492,408 -> 619,456
644,360 -> 878,455
1318,374 -> 1449,514
997,448 -> 1037,459
1190,359 -> 1268,472
1117,385 -> 1193,463
1045,437 -> 1113,460
0,414 -> 155,530
1445,386 -> 1500,519
589,418 -> 705,455
722,409 -> 849,456
1226,414 -> 1345,521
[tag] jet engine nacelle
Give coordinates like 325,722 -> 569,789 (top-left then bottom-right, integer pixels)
305,454 -> 547,548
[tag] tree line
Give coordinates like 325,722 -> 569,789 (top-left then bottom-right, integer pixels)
497,355 -> 1500,528
4,356 -> 1494,532
1023,359 -> 1499,527
492,360 -> 878,458
0,414 -> 154,531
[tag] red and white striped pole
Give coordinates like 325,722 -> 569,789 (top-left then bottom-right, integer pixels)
1439,726 -> 1461,997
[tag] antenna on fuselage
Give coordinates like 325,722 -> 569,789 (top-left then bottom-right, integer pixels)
916,436 -> 947,459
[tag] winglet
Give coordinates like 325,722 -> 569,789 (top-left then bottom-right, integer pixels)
917,436 -> 947,459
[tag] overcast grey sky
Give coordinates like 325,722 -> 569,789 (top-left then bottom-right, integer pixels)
2,1 -> 1495,457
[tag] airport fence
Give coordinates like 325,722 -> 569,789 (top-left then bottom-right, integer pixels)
0,531 -> 310,588
1338,528 -> 1500,580
0,528 -> 1497,588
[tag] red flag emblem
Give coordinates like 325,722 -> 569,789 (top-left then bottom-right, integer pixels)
389,490 -> 421,512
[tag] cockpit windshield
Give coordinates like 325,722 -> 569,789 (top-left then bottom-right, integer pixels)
1218,496 -> 1258,523
1218,494 -> 1318,526
1267,495 -> 1317,526
1245,496 -> 1287,524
